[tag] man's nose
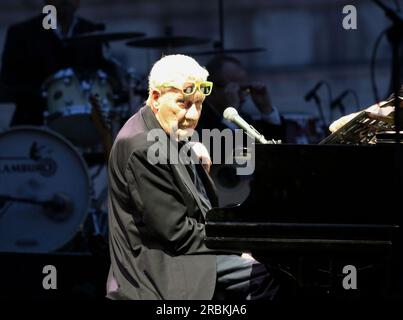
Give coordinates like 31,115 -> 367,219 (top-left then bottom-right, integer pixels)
185,103 -> 199,121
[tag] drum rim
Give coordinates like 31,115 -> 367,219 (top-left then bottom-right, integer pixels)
41,68 -> 78,90
45,104 -> 93,118
0,125 -> 92,253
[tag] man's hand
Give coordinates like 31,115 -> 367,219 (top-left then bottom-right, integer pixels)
190,142 -> 212,173
249,82 -> 273,115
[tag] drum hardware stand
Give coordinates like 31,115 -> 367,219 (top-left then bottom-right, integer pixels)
85,185 -> 108,255
84,160 -> 108,254
126,67 -> 139,118
305,81 -> 332,138
89,94 -> 113,162
88,204 -> 102,237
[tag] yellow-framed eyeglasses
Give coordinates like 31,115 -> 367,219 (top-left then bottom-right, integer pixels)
159,81 -> 213,96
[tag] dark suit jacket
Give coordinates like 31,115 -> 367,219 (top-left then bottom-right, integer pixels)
0,15 -> 108,125
107,105 -> 232,300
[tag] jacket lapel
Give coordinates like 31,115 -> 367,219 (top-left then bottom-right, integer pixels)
141,106 -> 207,218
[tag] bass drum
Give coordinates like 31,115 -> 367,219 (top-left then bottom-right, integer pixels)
0,126 -> 91,253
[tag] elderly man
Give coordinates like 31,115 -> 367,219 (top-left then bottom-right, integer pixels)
106,54 -> 280,300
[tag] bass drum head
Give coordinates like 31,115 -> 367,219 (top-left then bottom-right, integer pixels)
0,126 -> 91,253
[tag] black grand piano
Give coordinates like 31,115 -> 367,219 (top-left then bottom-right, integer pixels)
205,122 -> 403,299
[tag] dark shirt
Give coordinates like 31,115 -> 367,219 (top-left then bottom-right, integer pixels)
179,140 -> 213,215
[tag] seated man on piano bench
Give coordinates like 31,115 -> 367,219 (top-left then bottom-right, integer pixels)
106,54 -> 281,300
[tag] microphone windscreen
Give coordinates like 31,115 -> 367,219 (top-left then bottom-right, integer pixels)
223,107 -> 238,121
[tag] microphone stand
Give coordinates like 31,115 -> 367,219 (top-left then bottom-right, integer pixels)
389,25 -> 401,143
389,22 -> 403,298
373,0 -> 403,298
311,93 -> 328,137
330,101 -> 345,122
373,0 -> 402,142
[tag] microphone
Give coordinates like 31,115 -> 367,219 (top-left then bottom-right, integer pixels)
304,81 -> 324,102
223,107 -> 278,144
331,90 -> 349,114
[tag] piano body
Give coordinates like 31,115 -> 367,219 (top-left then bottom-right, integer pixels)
205,143 -> 403,299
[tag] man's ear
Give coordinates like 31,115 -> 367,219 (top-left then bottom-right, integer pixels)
150,90 -> 161,112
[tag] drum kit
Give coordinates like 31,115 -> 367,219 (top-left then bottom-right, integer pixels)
42,68 -> 116,149
283,113 -> 327,144
0,25 -> 260,254
0,0 -> 271,254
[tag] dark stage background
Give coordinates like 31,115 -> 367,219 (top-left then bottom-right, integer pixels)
0,0 -> 402,301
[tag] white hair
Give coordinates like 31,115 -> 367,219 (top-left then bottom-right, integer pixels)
147,54 -> 209,105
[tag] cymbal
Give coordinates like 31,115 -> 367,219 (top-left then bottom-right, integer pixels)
64,32 -> 146,44
186,47 -> 266,56
126,36 -> 211,49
